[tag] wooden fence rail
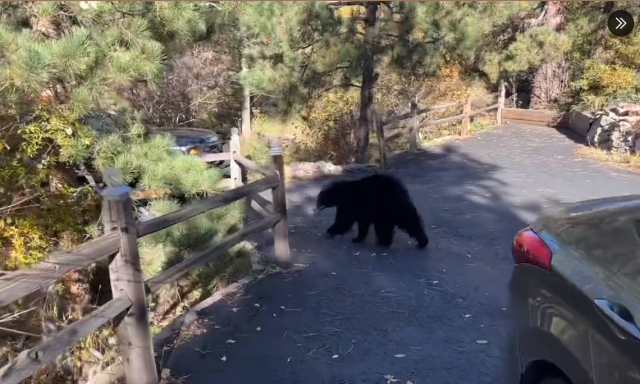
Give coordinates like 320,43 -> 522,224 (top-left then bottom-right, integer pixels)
501,107 -> 564,127
377,82 -> 506,168
0,128 -> 290,384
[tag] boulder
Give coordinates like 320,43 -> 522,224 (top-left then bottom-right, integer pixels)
619,120 -> 635,133
618,103 -> 640,116
612,131 -> 626,148
587,108 -> 639,154
591,114 -> 614,130
610,107 -> 630,116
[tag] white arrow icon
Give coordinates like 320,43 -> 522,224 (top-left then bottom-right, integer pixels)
617,17 -> 627,30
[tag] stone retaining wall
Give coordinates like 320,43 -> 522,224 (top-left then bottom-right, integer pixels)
587,107 -> 640,154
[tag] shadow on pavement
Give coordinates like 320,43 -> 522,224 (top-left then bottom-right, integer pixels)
553,124 -> 589,147
161,141 -> 546,384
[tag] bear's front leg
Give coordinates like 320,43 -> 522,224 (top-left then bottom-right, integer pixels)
326,208 -> 355,238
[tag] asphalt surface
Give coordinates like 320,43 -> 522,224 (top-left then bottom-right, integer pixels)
164,124 -> 640,384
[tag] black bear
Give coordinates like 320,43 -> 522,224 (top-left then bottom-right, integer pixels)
315,174 -> 429,249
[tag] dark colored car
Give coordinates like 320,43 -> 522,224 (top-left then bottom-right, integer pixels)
155,128 -> 231,176
508,195 -> 640,384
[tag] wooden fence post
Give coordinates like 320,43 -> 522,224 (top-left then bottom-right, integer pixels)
461,93 -> 472,137
100,169 -> 158,384
229,128 -> 242,188
497,80 -> 506,125
268,138 -> 291,266
409,100 -> 418,152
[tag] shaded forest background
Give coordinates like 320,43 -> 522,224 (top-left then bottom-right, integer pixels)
1,1 -> 640,382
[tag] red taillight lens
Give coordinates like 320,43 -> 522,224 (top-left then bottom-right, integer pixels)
512,227 -> 553,271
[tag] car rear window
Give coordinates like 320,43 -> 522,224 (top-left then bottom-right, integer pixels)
548,211 -> 640,275
173,135 -> 206,146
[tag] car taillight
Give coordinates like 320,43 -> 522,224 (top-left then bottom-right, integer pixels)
511,227 -> 553,271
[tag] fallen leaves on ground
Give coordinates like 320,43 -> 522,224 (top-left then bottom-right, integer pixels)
159,368 -> 190,384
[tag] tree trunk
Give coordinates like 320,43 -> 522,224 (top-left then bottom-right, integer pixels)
531,1 -> 569,108
356,2 -> 379,164
240,53 -> 252,137
597,2 -> 615,41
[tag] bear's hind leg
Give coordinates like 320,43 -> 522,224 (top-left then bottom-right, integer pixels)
374,221 -> 395,248
352,219 -> 371,243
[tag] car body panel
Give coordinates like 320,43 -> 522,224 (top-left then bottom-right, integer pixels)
535,196 -> 640,327
509,264 -> 595,384
159,128 -> 225,154
591,324 -> 640,384
150,128 -> 230,175
511,195 -> 640,384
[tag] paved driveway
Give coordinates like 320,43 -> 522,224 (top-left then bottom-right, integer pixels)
164,125 -> 640,384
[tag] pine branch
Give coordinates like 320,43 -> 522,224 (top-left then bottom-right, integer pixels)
298,45 -> 316,82
327,1 -> 376,8
0,194 -> 42,217
318,82 -> 361,95
293,40 -> 321,52
317,63 -> 353,76
76,164 -> 100,194
109,1 -> 144,17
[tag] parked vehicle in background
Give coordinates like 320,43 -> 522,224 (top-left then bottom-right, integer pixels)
508,195 -> 640,384
153,128 -> 231,176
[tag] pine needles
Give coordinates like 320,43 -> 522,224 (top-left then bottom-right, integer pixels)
0,1 -> 214,116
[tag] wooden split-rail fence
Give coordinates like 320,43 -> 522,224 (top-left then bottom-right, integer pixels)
376,80 -> 507,169
0,81 -> 519,384
0,129 -> 290,384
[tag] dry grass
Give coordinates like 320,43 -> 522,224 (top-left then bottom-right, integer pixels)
574,146 -> 640,172
375,115 -> 496,158
242,114 -> 308,167
0,270 -> 121,384
245,112 -> 497,169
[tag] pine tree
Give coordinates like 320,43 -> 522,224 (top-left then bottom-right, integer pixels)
474,1 -> 640,109
231,1 -> 520,163
566,1 -> 640,108
471,2 -> 573,107
228,2 -> 432,163
0,1 -> 214,118
0,1 -> 231,271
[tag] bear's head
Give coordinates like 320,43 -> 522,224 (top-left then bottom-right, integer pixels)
315,182 -> 344,213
